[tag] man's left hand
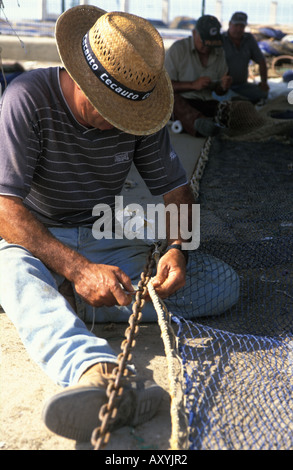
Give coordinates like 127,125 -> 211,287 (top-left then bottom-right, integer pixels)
150,248 -> 186,299
258,81 -> 270,92
221,74 -> 233,91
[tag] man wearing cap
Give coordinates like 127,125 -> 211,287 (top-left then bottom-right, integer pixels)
165,14 -> 232,137
222,12 -> 269,103
0,6 -> 239,443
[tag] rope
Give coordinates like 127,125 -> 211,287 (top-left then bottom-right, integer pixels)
148,280 -> 189,450
190,136 -> 212,200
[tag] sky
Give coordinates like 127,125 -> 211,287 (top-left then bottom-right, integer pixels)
1,0 -> 293,26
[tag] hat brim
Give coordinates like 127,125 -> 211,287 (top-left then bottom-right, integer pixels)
202,38 -> 223,47
55,6 -> 173,135
231,21 -> 247,25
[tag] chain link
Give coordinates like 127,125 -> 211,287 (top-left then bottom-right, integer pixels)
91,242 -> 164,450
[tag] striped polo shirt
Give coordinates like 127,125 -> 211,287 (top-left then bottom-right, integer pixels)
0,67 -> 186,227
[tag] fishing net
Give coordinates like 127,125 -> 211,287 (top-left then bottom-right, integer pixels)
167,136 -> 293,450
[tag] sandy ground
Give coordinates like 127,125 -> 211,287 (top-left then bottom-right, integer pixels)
0,313 -> 175,451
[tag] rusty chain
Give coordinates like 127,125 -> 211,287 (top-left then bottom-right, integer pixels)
91,242 -> 165,450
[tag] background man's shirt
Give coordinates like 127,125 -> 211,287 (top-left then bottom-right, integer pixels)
165,35 -> 228,100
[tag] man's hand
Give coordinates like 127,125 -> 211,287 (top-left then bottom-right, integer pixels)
171,76 -> 213,93
147,183 -> 195,299
150,248 -> 186,299
71,261 -> 135,308
258,81 -> 270,92
220,74 -> 232,91
193,76 -> 212,90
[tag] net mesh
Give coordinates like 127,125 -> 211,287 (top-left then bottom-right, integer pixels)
167,137 -> 293,450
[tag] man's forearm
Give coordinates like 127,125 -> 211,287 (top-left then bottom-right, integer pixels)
163,183 -> 196,246
0,195 -> 88,281
150,183 -> 195,296
259,59 -> 268,84
0,195 -> 135,307
171,80 -> 195,93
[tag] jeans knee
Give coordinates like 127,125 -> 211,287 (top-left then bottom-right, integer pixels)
220,265 -> 240,311
165,253 -> 240,319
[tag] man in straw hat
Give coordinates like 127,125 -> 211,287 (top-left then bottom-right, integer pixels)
165,15 -> 232,137
0,5 -> 239,442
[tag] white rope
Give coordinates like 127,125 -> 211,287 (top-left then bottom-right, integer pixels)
148,279 -> 189,450
190,136 -> 212,200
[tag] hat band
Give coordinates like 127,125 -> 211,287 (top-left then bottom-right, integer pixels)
82,32 -> 154,101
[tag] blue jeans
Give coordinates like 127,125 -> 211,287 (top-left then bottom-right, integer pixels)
214,83 -> 268,104
230,83 -> 268,104
0,228 -> 239,387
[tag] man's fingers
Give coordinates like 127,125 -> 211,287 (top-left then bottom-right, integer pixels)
111,283 -> 134,306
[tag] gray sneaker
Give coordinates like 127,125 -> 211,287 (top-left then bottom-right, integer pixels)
194,118 -> 224,137
42,369 -> 164,442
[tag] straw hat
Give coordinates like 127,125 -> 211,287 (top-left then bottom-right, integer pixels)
55,5 -> 173,135
220,101 -> 293,142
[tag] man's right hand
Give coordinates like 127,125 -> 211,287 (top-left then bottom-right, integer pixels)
71,261 -> 135,308
193,76 -> 212,90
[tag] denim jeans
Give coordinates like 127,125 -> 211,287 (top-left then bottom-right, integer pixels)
0,227 -> 239,387
230,83 -> 268,104
173,94 -> 219,136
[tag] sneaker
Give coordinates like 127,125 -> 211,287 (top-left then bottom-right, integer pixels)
194,117 -> 224,137
42,363 -> 164,442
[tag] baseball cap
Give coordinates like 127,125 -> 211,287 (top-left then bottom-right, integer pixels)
196,15 -> 223,47
230,12 -> 248,25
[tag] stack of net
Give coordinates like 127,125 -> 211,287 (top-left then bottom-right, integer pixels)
168,138 -> 293,450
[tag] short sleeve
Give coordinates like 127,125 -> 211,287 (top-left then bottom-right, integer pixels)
249,34 -> 265,64
133,127 -> 187,196
0,74 -> 41,199
165,41 -> 183,81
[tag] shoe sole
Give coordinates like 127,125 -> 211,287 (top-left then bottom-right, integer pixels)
42,381 -> 163,442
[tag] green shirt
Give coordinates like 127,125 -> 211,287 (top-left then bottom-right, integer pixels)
165,35 -> 228,100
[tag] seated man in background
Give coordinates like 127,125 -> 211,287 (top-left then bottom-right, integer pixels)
222,11 -> 269,104
165,15 -> 232,137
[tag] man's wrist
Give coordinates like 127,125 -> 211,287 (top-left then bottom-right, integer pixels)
165,243 -> 188,264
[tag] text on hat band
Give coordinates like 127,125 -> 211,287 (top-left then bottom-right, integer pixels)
82,33 -> 155,101
203,39 -> 223,46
